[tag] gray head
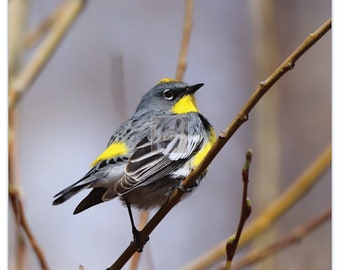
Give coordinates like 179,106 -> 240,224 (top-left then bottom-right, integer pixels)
136,78 -> 204,115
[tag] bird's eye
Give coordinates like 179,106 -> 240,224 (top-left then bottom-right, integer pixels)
163,89 -> 174,100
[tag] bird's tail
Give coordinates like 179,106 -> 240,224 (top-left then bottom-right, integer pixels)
52,176 -> 94,206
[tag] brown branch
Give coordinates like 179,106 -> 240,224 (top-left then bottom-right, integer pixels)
175,0 -> 194,81
9,110 -> 49,269
24,1 -> 69,48
181,144 -> 331,270
231,207 -> 331,270
8,1 -> 86,269
107,18 -> 331,270
225,150 -> 253,270
9,188 -> 50,270
9,0 -> 86,109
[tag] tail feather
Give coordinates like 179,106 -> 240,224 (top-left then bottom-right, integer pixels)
73,187 -> 109,214
52,184 -> 85,205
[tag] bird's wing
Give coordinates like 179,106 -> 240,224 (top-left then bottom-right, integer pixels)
104,115 -> 204,198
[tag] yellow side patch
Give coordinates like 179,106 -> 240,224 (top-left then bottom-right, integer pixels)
91,141 -> 128,166
192,128 -> 216,167
172,95 -> 199,114
158,78 -> 178,84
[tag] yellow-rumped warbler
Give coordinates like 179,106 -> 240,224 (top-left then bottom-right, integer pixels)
53,78 -> 216,250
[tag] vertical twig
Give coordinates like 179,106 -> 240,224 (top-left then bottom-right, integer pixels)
225,150 -> 252,270
231,207 -> 331,270
175,0 -> 194,81
180,144 -> 331,270
249,1 -> 281,269
8,0 -> 86,269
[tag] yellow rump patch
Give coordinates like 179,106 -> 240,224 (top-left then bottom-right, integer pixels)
192,127 -> 216,167
91,141 -> 128,166
172,95 -> 199,114
158,78 -> 178,84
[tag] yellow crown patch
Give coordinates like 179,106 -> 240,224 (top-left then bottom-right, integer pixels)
158,78 -> 178,84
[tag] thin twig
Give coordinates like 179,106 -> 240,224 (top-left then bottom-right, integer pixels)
107,18 -> 331,270
180,144 -> 331,270
231,207 -> 331,270
9,112 -> 49,270
8,1 -> 86,269
9,188 -> 50,270
175,0 -> 194,81
9,0 -> 86,109
225,150 -> 253,270
24,1 -> 68,48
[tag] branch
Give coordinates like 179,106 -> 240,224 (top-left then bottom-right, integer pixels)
8,1 -> 86,269
107,18 -> 331,270
24,0 -> 69,48
231,207 -> 331,270
9,187 -> 50,270
175,0 -> 194,81
225,150 -> 253,270
9,0 -> 86,109
180,144 -> 331,270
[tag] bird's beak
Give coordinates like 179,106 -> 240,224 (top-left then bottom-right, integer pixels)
186,83 -> 204,94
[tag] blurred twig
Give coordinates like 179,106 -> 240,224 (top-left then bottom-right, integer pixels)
230,207 -> 331,270
250,1 -> 281,269
107,18 -> 331,270
181,144 -> 331,270
24,1 -> 68,48
9,186 -> 50,270
9,1 -> 30,268
9,0 -> 86,109
175,0 -> 194,81
225,150 -> 252,270
8,0 -> 86,269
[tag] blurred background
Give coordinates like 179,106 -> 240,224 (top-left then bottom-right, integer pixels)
8,0 -> 331,269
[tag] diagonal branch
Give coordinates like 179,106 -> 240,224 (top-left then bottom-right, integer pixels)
9,0 -> 86,109
107,18 -> 331,270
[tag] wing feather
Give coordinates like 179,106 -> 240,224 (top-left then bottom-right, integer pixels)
112,115 -> 205,196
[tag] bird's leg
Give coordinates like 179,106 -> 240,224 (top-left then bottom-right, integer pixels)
125,199 -> 149,252
178,180 -> 198,193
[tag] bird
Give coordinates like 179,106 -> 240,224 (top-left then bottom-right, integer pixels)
53,78 -> 216,251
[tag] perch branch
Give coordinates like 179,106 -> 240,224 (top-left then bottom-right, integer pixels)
107,18 -> 331,270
